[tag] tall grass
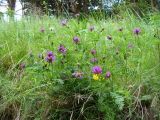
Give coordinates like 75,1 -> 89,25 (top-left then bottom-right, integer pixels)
0,12 -> 160,120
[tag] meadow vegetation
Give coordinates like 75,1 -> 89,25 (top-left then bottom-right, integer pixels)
0,11 -> 160,120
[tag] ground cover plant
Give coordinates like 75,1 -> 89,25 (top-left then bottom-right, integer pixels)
0,12 -> 160,120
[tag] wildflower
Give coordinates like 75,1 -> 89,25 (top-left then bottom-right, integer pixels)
89,26 -> 95,32
19,63 -> 25,70
58,44 -> 67,54
107,35 -> 112,40
40,27 -> 45,32
92,66 -> 102,74
105,71 -> 111,79
46,56 -> 55,63
47,51 -> 54,57
45,51 -> 55,63
91,49 -> 96,55
93,74 -> 99,80
133,28 -> 141,35
61,19 -> 67,26
90,58 -> 98,63
73,36 -> 80,44
72,71 -> 83,79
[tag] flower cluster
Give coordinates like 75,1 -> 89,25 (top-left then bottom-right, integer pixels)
105,71 -> 111,79
92,66 -> 111,80
37,24 -> 141,82
92,66 -> 102,74
91,49 -> 96,55
73,36 -> 80,44
45,51 -> 56,63
58,45 -> 67,54
133,28 -> 141,35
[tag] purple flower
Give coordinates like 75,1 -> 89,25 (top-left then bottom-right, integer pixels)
45,51 -> 55,63
105,71 -> 111,78
91,49 -> 96,55
133,28 -> 141,35
58,45 -> 67,54
61,19 -> 67,26
89,26 -> 95,32
107,35 -> 112,40
90,58 -> 98,63
19,63 -> 25,70
47,51 -> 53,57
92,66 -> 102,74
72,71 -> 83,79
40,27 -> 45,32
46,56 -> 55,63
73,36 -> 80,44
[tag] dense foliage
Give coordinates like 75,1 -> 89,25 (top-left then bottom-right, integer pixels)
3,0 -> 160,16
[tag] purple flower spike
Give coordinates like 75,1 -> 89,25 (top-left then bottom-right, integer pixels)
91,49 -> 96,55
92,66 -> 102,74
73,36 -> 80,44
90,58 -> 98,63
58,45 -> 67,54
133,28 -> 141,35
45,51 -> 55,63
89,26 -> 95,32
105,71 -> 111,79
107,35 -> 112,40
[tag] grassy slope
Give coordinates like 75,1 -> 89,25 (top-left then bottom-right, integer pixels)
0,13 -> 160,120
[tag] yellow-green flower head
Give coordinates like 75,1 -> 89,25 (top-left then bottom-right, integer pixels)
93,74 -> 99,80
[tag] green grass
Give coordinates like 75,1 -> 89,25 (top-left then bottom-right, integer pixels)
0,12 -> 160,120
